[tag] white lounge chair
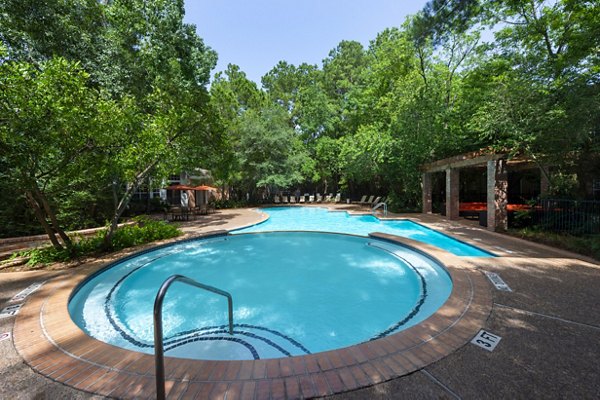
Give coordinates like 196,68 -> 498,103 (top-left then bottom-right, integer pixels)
371,196 -> 381,206
289,195 -> 296,203
363,195 -> 375,206
274,196 -> 280,204
309,195 -> 315,203
282,196 -> 289,203
316,194 -> 322,202
324,194 -> 332,202
299,195 -> 305,203
356,195 -> 367,204
334,193 -> 341,203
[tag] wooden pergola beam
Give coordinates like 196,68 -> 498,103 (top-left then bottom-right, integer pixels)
421,152 -> 506,173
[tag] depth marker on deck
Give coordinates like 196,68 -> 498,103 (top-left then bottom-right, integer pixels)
484,271 -> 512,292
9,281 -> 45,303
0,303 -> 23,319
471,329 -> 501,352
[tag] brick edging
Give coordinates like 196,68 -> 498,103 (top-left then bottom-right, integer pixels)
14,232 -> 491,399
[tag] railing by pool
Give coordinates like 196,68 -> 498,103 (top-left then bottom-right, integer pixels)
153,275 -> 234,400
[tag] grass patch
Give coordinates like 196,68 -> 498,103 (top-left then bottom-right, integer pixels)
14,216 -> 181,267
509,228 -> 600,261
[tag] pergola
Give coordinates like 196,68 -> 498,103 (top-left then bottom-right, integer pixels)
421,151 -> 549,232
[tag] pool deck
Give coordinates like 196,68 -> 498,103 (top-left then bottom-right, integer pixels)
1,205 -> 599,399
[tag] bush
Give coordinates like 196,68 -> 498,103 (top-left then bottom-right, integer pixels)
110,216 -> 180,250
213,198 -> 248,209
510,228 -> 600,261
387,192 -> 420,213
16,216 -> 182,266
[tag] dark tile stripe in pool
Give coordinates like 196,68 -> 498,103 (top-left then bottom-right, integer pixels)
15,229 -> 492,399
165,336 -> 260,360
99,232 -> 434,359
165,329 -> 289,358
170,323 -> 312,355
368,243 -> 429,340
100,241 -> 312,359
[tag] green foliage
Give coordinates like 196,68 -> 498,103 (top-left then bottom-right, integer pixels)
1,0 -> 598,236
510,229 -> 600,262
213,198 -> 249,209
0,0 -> 220,246
16,216 -> 181,266
109,216 -> 181,251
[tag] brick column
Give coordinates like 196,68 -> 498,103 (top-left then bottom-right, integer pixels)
487,159 -> 508,231
422,173 -> 432,214
446,168 -> 459,220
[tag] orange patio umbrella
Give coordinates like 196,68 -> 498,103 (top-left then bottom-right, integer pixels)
192,185 -> 218,191
164,184 -> 196,190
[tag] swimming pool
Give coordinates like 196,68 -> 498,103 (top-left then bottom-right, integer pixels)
235,207 -> 493,257
69,232 -> 452,360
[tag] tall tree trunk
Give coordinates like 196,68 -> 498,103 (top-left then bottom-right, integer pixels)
102,160 -> 159,249
32,185 -> 72,249
24,191 -> 63,250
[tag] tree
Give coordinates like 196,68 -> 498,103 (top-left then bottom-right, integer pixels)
465,0 -> 600,194
1,0 -> 220,248
0,57 -> 109,250
235,106 -> 310,198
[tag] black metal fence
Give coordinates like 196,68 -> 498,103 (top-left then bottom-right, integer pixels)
532,199 -> 600,235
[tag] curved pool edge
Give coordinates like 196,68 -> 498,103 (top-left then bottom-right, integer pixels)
243,205 -> 497,257
13,231 -> 492,399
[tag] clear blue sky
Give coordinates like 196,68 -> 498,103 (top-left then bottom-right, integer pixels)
184,1 -> 429,85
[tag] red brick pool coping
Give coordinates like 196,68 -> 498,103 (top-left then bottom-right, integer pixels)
13,230 -> 492,399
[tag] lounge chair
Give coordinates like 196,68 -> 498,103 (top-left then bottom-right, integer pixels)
356,195 -> 367,204
309,195 -> 315,203
316,194 -> 322,202
274,195 -> 280,204
299,195 -> 305,203
282,196 -> 289,203
324,194 -> 332,202
362,195 -> 375,205
371,196 -> 382,206
334,193 -> 341,203
289,195 -> 296,203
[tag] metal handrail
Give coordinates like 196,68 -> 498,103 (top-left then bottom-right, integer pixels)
372,202 -> 388,217
153,275 -> 234,400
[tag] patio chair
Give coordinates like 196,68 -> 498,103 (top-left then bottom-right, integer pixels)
289,195 -> 296,203
299,195 -> 305,203
316,194 -> 322,202
355,195 -> 367,204
309,195 -> 315,203
362,195 -> 375,205
371,196 -> 382,206
282,196 -> 289,203
334,193 -> 341,203
324,194 -> 332,202
274,195 -> 280,204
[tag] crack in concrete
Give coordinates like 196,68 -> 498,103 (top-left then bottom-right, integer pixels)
421,369 -> 462,400
494,303 -> 600,331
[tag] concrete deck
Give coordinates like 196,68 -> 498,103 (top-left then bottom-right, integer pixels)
1,206 -> 599,399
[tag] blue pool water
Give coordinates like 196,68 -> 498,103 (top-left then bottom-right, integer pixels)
235,207 -> 493,257
69,232 -> 452,360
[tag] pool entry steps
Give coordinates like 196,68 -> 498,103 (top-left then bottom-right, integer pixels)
153,275 -> 234,399
13,230 -> 493,399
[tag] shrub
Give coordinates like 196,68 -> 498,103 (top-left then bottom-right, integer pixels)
110,216 -> 180,250
510,228 -> 600,261
16,216 -> 181,267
